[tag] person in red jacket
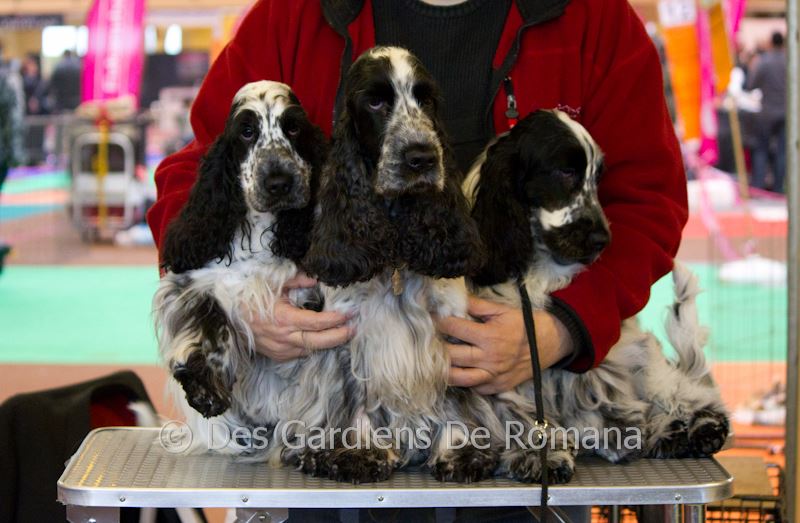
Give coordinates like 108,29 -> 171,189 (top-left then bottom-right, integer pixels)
149,0 -> 686,470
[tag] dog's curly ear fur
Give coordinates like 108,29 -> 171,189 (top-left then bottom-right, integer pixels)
161,136 -> 247,274
469,137 -> 534,286
303,113 -> 395,286
397,157 -> 486,279
270,125 -> 329,264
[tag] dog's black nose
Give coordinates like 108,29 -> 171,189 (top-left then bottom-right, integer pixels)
403,145 -> 437,174
264,173 -> 294,196
588,229 -> 610,253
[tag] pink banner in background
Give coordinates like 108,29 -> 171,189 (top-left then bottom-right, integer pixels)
696,7 -> 719,165
81,0 -> 146,106
726,0 -> 746,37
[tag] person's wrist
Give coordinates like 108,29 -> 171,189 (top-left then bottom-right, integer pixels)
523,310 -> 574,370
549,312 -> 575,362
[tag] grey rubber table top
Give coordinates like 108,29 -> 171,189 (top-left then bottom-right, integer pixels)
58,427 -> 733,509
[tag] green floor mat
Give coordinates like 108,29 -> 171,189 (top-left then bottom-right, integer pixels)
1,204 -> 62,222
0,266 -> 160,364
4,171 -> 70,195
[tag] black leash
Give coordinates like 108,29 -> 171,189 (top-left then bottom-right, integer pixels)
517,278 -> 550,522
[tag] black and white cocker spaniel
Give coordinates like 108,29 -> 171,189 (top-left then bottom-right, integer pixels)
154,81 -> 328,456
273,47 -> 498,483
463,109 -> 730,470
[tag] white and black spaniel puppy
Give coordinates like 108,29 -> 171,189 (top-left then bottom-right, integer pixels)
464,109 -> 729,466
274,47 -> 495,484
154,81 -> 327,456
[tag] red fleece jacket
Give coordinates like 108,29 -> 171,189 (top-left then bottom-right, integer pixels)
147,0 -> 688,372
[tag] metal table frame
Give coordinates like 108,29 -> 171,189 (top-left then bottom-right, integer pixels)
57,428 -> 733,522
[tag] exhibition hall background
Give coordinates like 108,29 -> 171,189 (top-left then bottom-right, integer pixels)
0,1 -> 792,520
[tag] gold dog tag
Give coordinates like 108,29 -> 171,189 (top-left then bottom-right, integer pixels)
392,268 -> 404,296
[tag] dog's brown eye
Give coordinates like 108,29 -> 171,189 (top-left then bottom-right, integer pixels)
367,98 -> 388,112
286,126 -> 300,138
241,126 -> 255,141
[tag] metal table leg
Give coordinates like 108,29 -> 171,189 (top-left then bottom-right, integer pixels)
609,505 -> 621,523
683,504 -> 706,523
637,505 -> 683,522
235,507 -> 289,523
66,505 -> 120,523
665,504 -> 684,523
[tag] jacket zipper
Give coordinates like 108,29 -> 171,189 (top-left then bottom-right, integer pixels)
484,21 -> 535,136
503,76 -> 519,128
484,0 -> 570,134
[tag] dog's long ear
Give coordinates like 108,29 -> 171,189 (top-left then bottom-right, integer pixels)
469,137 -> 534,286
161,135 -> 247,274
302,113 -> 395,286
392,102 -> 485,278
397,170 -> 486,280
270,125 -> 329,264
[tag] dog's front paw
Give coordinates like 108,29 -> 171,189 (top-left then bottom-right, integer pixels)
647,419 -> 690,459
688,410 -> 729,457
431,446 -> 498,483
504,448 -> 575,484
325,448 -> 395,484
288,448 -> 329,477
173,356 -> 232,418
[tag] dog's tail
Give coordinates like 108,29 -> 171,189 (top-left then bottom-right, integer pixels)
665,261 -> 711,380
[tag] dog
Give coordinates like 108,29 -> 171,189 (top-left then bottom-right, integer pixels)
272,47 -> 500,484
463,109 -> 730,471
153,81 -> 328,457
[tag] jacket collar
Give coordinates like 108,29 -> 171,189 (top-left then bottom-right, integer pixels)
514,0 -> 571,25
321,0 -> 569,35
320,0 -> 364,36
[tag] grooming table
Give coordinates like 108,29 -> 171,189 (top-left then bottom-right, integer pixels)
58,427 -> 733,523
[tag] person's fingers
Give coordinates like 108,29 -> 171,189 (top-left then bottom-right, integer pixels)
446,343 -> 483,369
283,272 -> 318,290
435,315 -> 485,346
287,326 -> 354,352
276,305 -> 349,332
466,295 -> 507,318
448,366 -> 493,388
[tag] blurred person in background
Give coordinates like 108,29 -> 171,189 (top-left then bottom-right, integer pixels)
748,31 -> 786,193
48,50 -> 82,113
21,54 -> 49,165
22,54 -> 48,116
0,41 -> 24,272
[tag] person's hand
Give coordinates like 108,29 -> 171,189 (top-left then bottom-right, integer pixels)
435,296 -> 574,395
244,273 -> 354,362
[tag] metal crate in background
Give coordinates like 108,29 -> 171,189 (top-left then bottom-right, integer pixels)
70,127 -> 143,242
587,461 -> 783,522
706,460 -> 784,523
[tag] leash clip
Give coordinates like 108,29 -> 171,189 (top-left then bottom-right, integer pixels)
531,419 -> 550,446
